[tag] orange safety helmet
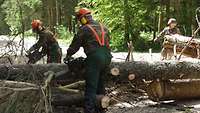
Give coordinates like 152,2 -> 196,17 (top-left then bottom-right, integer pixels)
76,8 -> 91,20
31,19 -> 42,29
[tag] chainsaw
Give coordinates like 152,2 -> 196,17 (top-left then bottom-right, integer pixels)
63,57 -> 86,72
26,49 -> 46,64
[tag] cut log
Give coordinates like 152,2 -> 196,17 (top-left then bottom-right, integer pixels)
109,61 -> 200,80
147,80 -> 200,101
51,91 -> 113,108
1,61 -> 200,82
163,42 -> 199,58
110,67 -> 120,76
163,34 -> 200,58
128,74 -> 136,81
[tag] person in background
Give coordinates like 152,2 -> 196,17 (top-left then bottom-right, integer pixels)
154,18 -> 181,42
27,19 -> 62,63
154,18 -> 181,60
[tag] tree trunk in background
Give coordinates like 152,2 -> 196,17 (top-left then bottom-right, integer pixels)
197,0 -> 200,37
17,0 -> 25,56
153,12 -> 157,40
66,15 -> 72,33
188,0 -> 194,35
56,0 -> 59,25
158,0 -> 164,32
48,0 -> 57,32
198,0 -> 200,7
179,0 -> 197,36
41,0 -> 48,25
174,0 -> 181,20
165,0 -> 170,19
62,0 -> 77,33
41,0 -> 78,34
124,0 -> 130,44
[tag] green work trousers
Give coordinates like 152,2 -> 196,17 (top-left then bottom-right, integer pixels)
84,47 -> 112,113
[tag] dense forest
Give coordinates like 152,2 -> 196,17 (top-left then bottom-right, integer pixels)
0,0 -> 200,51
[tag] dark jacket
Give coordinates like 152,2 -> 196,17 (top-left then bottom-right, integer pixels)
67,20 -> 111,57
157,26 -> 181,40
28,27 -> 61,63
29,28 -> 58,52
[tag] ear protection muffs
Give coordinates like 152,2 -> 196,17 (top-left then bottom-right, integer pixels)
80,17 -> 88,25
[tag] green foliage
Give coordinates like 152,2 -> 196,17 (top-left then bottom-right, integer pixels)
1,0 -> 41,34
92,0 -> 125,51
134,32 -> 160,52
110,32 -> 125,52
0,0 -> 10,34
0,0 -> 199,52
55,25 -> 73,43
88,0 -> 159,51
81,0 -> 199,52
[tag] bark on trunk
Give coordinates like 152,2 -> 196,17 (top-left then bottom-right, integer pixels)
163,35 -> 200,58
109,61 -> 200,80
1,61 -> 200,82
164,35 -> 200,46
51,90 -> 111,108
0,64 -> 68,82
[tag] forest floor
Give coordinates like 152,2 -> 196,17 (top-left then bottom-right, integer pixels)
53,84 -> 200,113
1,36 -> 200,113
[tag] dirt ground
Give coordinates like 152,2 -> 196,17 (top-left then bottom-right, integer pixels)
52,95 -> 200,113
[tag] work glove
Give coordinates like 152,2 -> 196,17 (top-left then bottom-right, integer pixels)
63,55 -> 73,64
154,37 -> 160,43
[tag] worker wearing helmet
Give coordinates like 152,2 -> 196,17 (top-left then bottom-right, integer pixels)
154,18 -> 181,42
64,8 -> 112,113
27,19 -> 62,63
154,18 -> 181,60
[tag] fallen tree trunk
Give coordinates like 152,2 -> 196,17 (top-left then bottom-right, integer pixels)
0,64 -> 69,83
147,80 -> 200,101
164,34 -> 200,47
51,90 -> 112,108
109,61 -> 200,80
1,61 -> 200,82
163,35 -> 200,58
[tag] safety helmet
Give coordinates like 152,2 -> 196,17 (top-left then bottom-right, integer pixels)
76,8 -> 91,20
167,18 -> 177,25
31,19 -> 42,29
